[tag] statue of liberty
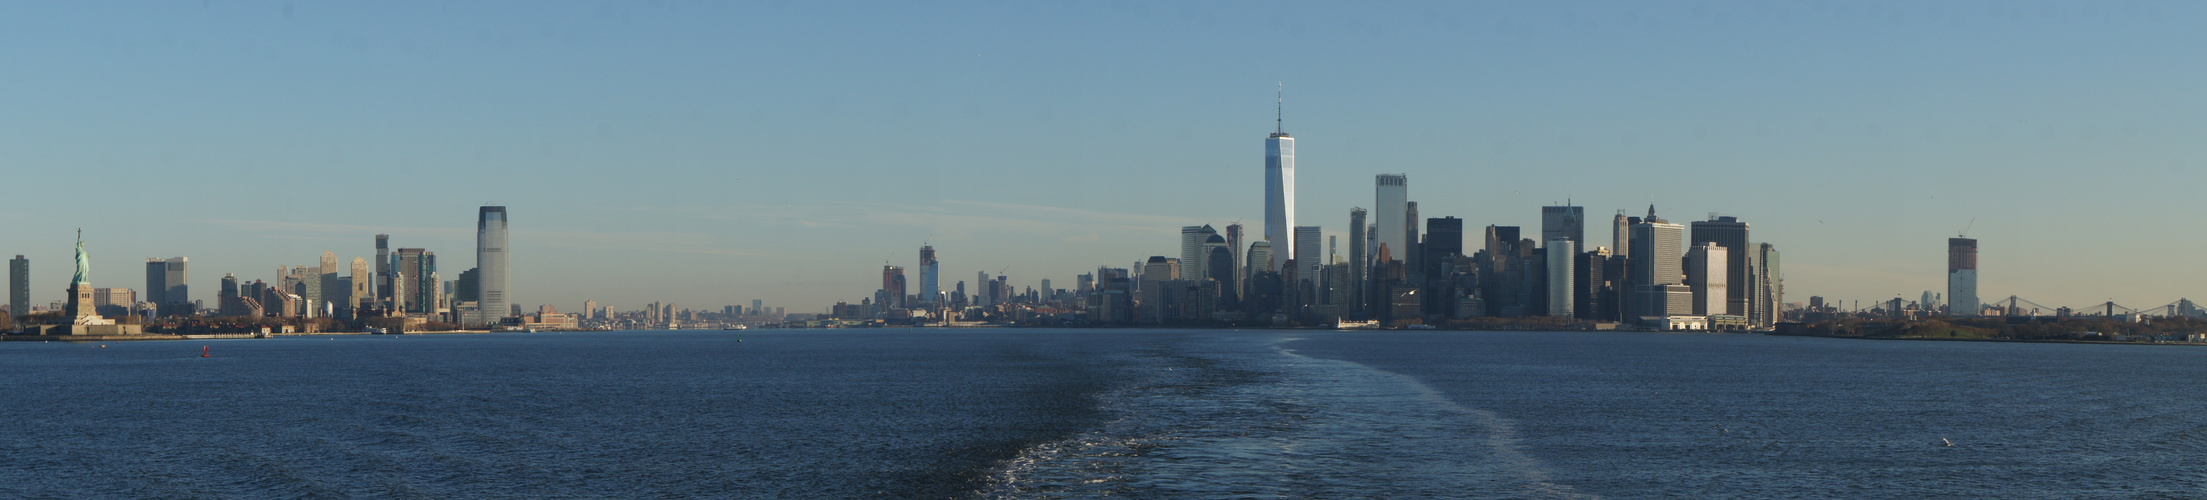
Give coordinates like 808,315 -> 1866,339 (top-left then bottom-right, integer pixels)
72,228 -> 89,286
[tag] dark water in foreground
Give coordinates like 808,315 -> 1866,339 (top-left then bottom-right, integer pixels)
2,330 -> 2204,498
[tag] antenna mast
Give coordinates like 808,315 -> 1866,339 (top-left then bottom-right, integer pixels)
1276,82 -> 1283,135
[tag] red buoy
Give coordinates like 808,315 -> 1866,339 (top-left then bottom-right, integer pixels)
201,346 -> 210,358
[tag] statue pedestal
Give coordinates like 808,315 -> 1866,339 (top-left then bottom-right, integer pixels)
65,284 -> 98,321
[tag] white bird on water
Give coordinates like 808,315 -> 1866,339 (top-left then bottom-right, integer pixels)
1941,438 -> 1955,447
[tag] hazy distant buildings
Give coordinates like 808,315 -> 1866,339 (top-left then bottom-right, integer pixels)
1949,237 -> 1978,316
144,257 -> 188,317
9,255 -> 26,316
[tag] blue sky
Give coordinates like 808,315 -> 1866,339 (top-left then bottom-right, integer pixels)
3,1 -> 2203,313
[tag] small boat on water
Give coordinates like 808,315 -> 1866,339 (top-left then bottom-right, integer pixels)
1335,320 -> 1381,330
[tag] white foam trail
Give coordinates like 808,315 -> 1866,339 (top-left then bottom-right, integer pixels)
1277,337 -> 1598,500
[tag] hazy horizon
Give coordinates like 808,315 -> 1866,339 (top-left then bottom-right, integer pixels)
5,1 -> 2203,314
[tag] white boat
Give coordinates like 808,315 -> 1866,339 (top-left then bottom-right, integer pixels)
1335,320 -> 1381,330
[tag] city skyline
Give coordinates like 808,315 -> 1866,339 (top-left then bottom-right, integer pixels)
5,2 -> 2205,311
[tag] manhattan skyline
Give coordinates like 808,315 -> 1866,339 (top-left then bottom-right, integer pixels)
5,2 -> 2205,311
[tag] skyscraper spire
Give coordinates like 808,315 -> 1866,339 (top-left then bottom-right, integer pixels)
1276,82 -> 1284,135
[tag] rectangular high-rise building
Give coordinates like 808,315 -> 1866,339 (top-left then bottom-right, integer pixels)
1375,175 -> 1409,260
144,257 -> 189,317
375,234 -> 391,308
881,265 -> 907,308
1949,238 -> 1977,316
396,248 -> 436,315
1294,226 -> 1323,288
471,206 -> 510,326
1224,223 -> 1244,302
1689,215 -> 1750,316
1423,217 -> 1463,280
1347,208 -> 1367,315
1181,225 -> 1218,289
1685,243 -> 1728,317
1265,128 -> 1297,273
1542,205 -> 1585,248
1757,243 -> 1782,327
1630,207 -> 1685,319
10,255 -> 28,316
919,246 -> 940,304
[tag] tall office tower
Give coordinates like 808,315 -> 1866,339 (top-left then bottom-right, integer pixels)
752,299 -> 764,316
8,255 -> 25,316
1422,217 -> 1463,278
1181,225 -> 1218,286
1138,256 -> 1180,323
318,251 -> 342,315
1404,202 -> 1420,275
1629,206 -> 1687,318
375,234 -> 391,307
1206,239 -> 1236,305
1294,226 -> 1323,287
1245,240 -> 1274,304
1246,241 -> 1273,274
1264,122 -> 1296,273
143,257 -> 188,317
475,206 -> 510,325
976,271 -> 992,308
145,259 -> 166,314
1374,175 -> 1409,260
1547,239 -> 1576,317
918,246 -> 940,304
1685,243 -> 1728,316
1224,223 -> 1244,300
1542,205 -> 1585,247
1611,211 -> 1639,258
396,248 -> 436,315
1757,243 -> 1783,326
881,265 -> 907,308
349,257 -> 370,311
1689,215 -> 1750,316
1347,208 -> 1368,315
1201,232 -> 1228,283
1948,238 -> 1978,316
218,273 -> 241,316
1576,247 -> 1610,320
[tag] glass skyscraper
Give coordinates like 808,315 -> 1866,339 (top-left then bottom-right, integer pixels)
1265,131 -> 1295,273
470,206 -> 510,326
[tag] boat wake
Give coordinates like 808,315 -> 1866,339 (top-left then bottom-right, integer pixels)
977,334 -> 1594,499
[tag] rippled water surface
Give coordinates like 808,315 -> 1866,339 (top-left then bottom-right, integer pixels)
3,329 -> 2204,498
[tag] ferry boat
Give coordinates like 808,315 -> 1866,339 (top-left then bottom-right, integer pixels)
1335,320 -> 1381,330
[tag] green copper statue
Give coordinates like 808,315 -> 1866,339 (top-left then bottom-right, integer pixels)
72,228 -> 89,286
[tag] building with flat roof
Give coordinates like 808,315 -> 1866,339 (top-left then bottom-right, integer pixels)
1949,237 -> 1978,316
